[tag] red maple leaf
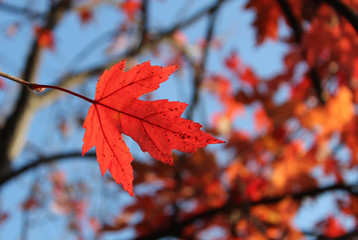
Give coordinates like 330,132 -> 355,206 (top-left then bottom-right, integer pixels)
34,26 -> 55,50
82,60 -> 223,196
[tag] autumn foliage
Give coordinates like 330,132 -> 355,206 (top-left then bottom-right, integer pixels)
1,0 -> 358,239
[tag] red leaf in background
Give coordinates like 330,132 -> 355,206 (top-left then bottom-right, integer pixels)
246,177 -> 267,201
254,107 -> 272,131
291,76 -> 311,100
22,197 -> 38,211
78,7 -> 93,24
0,212 -> 8,225
172,31 -> 187,46
34,26 -> 55,50
0,78 -> 4,89
225,51 -> 241,72
245,0 -> 281,44
322,216 -> 346,238
59,119 -> 70,137
121,0 -> 142,21
323,158 -> 343,183
82,60 -> 224,196
89,217 -> 101,234
6,22 -> 19,37
240,68 -> 259,87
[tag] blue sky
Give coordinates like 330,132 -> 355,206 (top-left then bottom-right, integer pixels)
0,0 -> 342,239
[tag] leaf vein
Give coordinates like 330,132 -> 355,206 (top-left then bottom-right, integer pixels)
95,105 -> 130,185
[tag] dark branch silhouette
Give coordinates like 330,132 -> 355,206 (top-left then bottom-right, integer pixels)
126,184 -> 358,239
276,0 -> 325,105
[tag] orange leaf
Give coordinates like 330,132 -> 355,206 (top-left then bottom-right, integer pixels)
296,86 -> 354,135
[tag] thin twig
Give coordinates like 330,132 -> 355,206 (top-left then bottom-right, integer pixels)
276,0 -> 325,105
0,2 -> 43,18
0,0 -> 71,166
0,71 -> 95,104
0,71 -> 32,88
0,152 -> 96,186
20,176 -> 40,240
138,0 -> 149,48
187,0 -> 224,120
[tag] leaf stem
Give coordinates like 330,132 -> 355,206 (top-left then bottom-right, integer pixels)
0,70 -> 95,104
33,83 -> 95,103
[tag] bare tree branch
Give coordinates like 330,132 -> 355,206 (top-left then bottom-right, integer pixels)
0,0 -> 71,170
276,0 -> 325,105
0,152 -> 96,186
137,0 -> 149,48
187,0 -> 224,120
0,2 -> 43,18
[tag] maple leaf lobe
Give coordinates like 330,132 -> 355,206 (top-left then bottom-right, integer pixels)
82,60 -> 223,196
